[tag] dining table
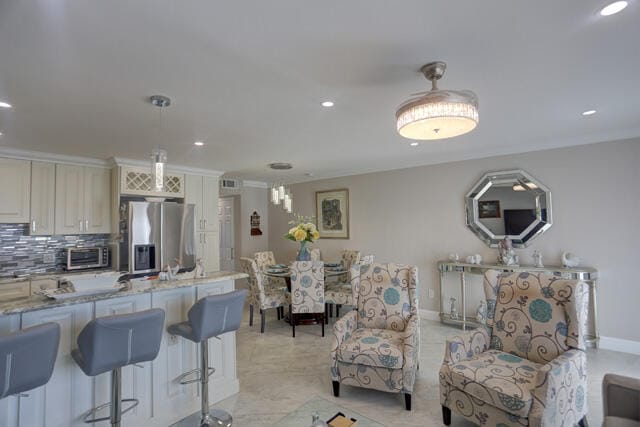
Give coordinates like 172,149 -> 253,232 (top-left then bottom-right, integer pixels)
262,263 -> 348,325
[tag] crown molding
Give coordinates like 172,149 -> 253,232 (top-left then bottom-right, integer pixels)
0,147 -> 110,167
110,157 -> 224,177
242,180 -> 268,189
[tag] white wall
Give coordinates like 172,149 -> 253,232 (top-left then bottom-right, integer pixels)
268,138 -> 640,344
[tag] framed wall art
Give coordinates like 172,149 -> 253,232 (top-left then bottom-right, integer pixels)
315,189 -> 349,239
478,200 -> 501,218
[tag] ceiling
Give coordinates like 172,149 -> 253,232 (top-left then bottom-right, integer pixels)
0,1 -> 638,183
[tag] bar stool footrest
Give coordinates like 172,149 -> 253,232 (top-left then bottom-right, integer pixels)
82,398 -> 139,423
177,367 -> 216,385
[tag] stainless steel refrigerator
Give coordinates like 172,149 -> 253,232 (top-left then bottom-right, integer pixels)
120,201 -> 196,274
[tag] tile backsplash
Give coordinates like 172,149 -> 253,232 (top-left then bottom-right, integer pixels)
0,224 -> 111,278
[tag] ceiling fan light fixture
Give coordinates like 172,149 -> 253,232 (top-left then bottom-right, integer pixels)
396,62 -> 479,140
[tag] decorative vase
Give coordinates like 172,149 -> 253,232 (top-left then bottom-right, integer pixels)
296,241 -> 311,261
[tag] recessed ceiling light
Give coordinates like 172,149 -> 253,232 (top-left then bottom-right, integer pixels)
0,101 -> 12,108
410,142 -> 419,146
194,141 -> 204,146
321,101 -> 334,107
600,1 -> 628,16
582,110 -> 597,116
0,131 -> 3,136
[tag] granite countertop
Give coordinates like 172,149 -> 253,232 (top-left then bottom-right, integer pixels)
0,268 -> 120,285
0,271 -> 248,315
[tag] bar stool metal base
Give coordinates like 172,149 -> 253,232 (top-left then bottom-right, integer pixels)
176,408 -> 232,427
81,367 -> 139,427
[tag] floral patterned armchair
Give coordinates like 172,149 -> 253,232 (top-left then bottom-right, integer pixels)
240,257 -> 288,333
253,250 -> 287,290
331,262 -> 419,410
290,261 -> 325,338
439,271 -> 589,426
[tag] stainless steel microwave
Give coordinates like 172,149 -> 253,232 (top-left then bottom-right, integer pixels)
66,247 -> 110,270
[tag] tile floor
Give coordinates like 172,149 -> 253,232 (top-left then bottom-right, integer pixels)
207,308 -> 639,426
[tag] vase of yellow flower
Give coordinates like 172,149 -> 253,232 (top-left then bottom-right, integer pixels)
284,215 -> 320,261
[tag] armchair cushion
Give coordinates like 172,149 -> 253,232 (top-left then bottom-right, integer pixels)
356,263 -> 418,332
491,273 -> 589,364
443,327 -> 491,365
442,349 -> 540,417
337,328 -> 404,369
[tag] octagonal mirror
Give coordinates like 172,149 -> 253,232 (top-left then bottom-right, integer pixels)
465,170 -> 552,247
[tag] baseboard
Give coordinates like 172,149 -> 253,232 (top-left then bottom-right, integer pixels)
419,309 -> 441,321
599,336 -> 640,355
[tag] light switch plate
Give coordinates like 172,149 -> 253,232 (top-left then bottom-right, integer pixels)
44,253 -> 56,263
428,288 -> 435,299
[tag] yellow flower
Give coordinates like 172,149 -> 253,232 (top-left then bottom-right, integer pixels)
293,229 -> 307,241
288,227 -> 298,235
311,231 -> 320,240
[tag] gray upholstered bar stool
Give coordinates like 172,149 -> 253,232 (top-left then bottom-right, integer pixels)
168,289 -> 247,427
72,308 -> 165,427
0,322 -> 60,400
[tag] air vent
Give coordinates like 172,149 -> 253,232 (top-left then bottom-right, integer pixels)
220,179 -> 240,189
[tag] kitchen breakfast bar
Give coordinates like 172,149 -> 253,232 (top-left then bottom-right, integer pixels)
0,271 -> 247,427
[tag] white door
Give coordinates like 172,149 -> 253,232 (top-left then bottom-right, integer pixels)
20,303 -> 94,427
185,174 -> 203,230
0,315 -> 20,427
151,288 -> 198,425
83,167 -> 111,234
218,198 -> 235,271
30,162 -> 56,235
94,294 -> 153,426
55,164 -> 84,234
201,176 -> 219,232
0,158 -> 31,223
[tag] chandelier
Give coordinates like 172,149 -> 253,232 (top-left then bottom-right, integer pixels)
149,95 -> 171,192
271,184 -> 292,213
396,61 -> 478,140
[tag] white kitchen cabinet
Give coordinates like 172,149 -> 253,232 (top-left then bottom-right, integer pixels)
151,287 -> 199,425
20,303 -> 94,427
55,164 -> 111,234
185,174 -> 219,232
0,158 -> 31,223
83,167 -> 111,233
94,294 -> 153,426
195,280 -> 239,404
196,231 -> 220,273
0,314 -> 20,427
30,161 -> 56,235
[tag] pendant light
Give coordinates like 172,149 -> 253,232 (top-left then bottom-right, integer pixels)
396,61 -> 478,140
149,95 -> 171,192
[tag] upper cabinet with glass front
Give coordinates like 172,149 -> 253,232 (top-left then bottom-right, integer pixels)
465,170 -> 552,247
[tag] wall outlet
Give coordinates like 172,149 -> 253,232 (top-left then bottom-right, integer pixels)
428,288 -> 435,299
43,253 -> 56,263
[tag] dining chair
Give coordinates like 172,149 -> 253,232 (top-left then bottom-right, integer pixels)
361,254 -> 374,265
310,248 -> 322,261
240,257 -> 288,333
440,271 -> 589,426
331,262 -> 419,410
290,261 -> 325,338
340,250 -> 361,271
253,250 -> 287,290
324,264 -> 356,324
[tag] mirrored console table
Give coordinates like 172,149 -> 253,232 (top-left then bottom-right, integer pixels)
437,261 -> 599,347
